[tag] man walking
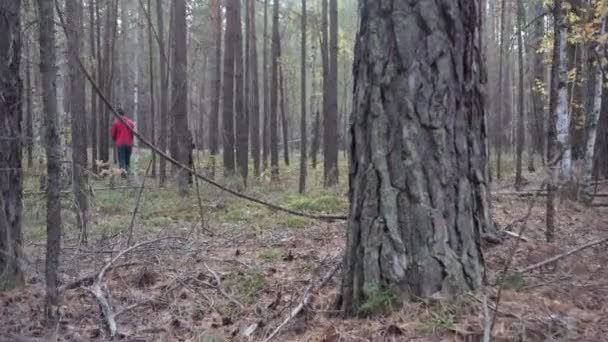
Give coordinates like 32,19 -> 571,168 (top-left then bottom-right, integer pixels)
111,108 -> 135,176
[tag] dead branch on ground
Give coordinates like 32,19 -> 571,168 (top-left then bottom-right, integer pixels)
518,236 -> 608,273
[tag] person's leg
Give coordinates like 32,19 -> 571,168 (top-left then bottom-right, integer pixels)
117,145 -> 126,170
125,145 -> 132,172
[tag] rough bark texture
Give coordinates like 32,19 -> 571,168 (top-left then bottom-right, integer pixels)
209,0 -> 222,178
156,0 -> 168,183
0,0 -> 25,289
324,0 -> 339,187
262,0 -> 270,171
311,110 -> 321,169
249,0 -> 261,177
531,1 -> 546,164
496,0 -> 507,180
38,0 -> 63,322
99,0 -> 118,164
554,4 -> 571,181
269,0 -> 280,177
147,0 -> 157,178
172,0 -> 190,196
89,0 -> 98,166
23,16 -> 34,169
67,0 -> 89,244
279,61 -> 290,166
339,0 -> 490,316
515,0 -> 525,190
235,0 -> 248,184
222,0 -> 237,175
299,0 -> 308,194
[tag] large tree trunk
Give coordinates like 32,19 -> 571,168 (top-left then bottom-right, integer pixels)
208,0 -> 221,178
235,0 -> 248,184
23,8 -> 34,169
222,0 -> 237,175
67,0 -> 89,244
546,0 -> 568,242
0,0 -> 25,289
339,0 -> 490,316
37,0 -> 63,322
269,0 -> 280,177
323,0 -> 339,187
249,0 -> 261,178
172,0 -> 190,196
515,0 -> 525,190
156,0 -> 168,183
298,0 -> 307,194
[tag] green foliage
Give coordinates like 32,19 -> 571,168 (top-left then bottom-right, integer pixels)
358,284 -> 396,316
419,305 -> 457,334
225,269 -> 266,304
286,193 -> 346,213
258,248 -> 281,262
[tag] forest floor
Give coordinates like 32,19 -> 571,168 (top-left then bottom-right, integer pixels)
2,151 -> 608,341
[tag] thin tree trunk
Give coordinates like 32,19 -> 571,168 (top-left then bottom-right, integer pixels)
146,0 -> 157,178
67,0 -> 89,244
89,0 -> 98,166
324,0 -> 339,187
172,0 -> 189,196
269,0 -> 280,177
262,0 -> 270,171
37,0 -> 62,322
209,0 -> 221,178
340,0 -> 489,316
279,58 -> 290,166
298,0 -> 307,194
496,0 -> 507,180
547,0 -> 568,242
249,0 -> 261,177
531,1 -> 546,166
515,0 -> 525,190
235,0 -> 248,184
222,0 -> 237,175
156,0 -> 168,183
24,22 -> 34,169
311,110 -> 320,169
0,0 -> 25,289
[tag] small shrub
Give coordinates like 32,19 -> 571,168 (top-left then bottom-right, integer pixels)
358,283 -> 396,316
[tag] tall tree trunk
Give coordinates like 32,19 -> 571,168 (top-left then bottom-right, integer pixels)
249,0 -> 261,177
324,0 -> 339,187
147,0 -> 157,178
172,0 -> 189,196
235,0 -> 248,184
67,0 -> 89,244
24,19 -> 34,169
262,0 -> 270,171
156,0 -> 168,183
546,0 -> 568,242
269,0 -> 280,177
339,0 -> 489,316
531,1 -> 546,166
583,18 -> 606,199
298,0 -> 307,194
279,58 -> 290,166
515,0 -> 525,190
38,0 -> 62,322
496,0 -> 507,180
222,0 -> 237,175
0,0 -> 25,289
311,110 -> 320,169
208,0 -> 221,178
89,0 -> 98,166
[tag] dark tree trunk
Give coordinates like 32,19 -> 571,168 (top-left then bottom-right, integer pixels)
262,0 -> 270,171
515,0 -> 525,190
99,0 -> 118,164
24,19 -> 34,169
249,0 -> 261,177
235,0 -> 248,184
269,0 -> 279,177
299,0 -> 307,194
89,0 -> 98,166
208,0 -> 221,178
172,0 -> 189,196
146,0 -> 157,178
156,0 -> 168,183
324,0 -> 339,187
222,0 -> 237,175
496,0 -> 507,180
279,59 -> 290,166
339,0 -> 490,316
0,0 -> 25,289
37,0 -> 63,322
311,110 -> 320,169
67,0 -> 89,244
531,1 -> 546,165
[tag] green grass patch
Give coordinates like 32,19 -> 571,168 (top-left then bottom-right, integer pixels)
258,248 -> 281,262
285,193 -> 347,213
225,269 -> 266,304
358,283 -> 397,316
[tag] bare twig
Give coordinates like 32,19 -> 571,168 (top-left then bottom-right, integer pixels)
503,230 -> 532,242
59,262 -> 141,292
127,159 -> 153,246
264,262 -> 341,342
518,236 -> 608,273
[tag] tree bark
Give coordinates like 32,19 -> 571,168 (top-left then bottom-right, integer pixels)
146,0 -> 157,178
324,0 -> 339,187
496,0 -> 507,180
0,0 -> 25,289
37,0 -> 63,322
172,0 -> 189,196
208,0 -> 221,178
67,0 -> 89,244
156,0 -> 168,183
23,12 -> 34,170
299,0 -> 307,194
339,0 -> 489,316
222,0 -> 237,176
530,1 -> 546,166
269,0 -> 280,177
262,0 -> 270,171
279,55 -> 290,166
89,0 -> 98,166
515,0 -> 525,190
249,0 -> 261,178
99,0 -> 118,164
311,110 -> 320,169
235,0 -> 248,185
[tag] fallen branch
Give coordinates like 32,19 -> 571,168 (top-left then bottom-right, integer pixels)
204,263 -> 243,308
90,237 -> 184,337
264,262 -> 341,342
59,262 -> 141,292
503,230 -> 531,242
518,236 -> 608,273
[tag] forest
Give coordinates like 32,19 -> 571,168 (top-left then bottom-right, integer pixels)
1,0 -> 608,340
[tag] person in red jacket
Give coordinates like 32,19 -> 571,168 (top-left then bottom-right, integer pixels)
111,108 -> 135,174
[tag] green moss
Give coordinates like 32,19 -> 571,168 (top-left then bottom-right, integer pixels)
225,269 -> 266,304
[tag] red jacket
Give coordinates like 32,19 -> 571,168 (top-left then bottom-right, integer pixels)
111,117 -> 135,147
